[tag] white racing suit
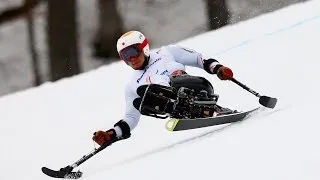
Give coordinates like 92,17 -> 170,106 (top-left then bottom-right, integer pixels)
113,45 -> 221,137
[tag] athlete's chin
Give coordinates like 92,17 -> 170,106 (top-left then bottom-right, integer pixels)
131,64 -> 142,70
132,66 -> 141,70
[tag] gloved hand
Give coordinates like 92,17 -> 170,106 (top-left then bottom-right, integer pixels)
92,129 -> 117,146
217,66 -> 233,80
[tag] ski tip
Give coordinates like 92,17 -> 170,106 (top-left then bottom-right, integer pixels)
166,118 -> 179,131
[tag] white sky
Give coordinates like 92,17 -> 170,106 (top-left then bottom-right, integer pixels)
0,0 -> 319,179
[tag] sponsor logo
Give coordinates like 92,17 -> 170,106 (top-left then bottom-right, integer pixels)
160,70 -> 168,75
137,58 -> 161,83
182,47 -> 196,53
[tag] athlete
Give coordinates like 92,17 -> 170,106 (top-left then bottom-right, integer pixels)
92,30 -> 233,145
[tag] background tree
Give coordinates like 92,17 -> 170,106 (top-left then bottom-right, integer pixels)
25,0 -> 41,86
205,0 -> 230,30
47,0 -> 81,81
0,0 -> 42,25
92,0 -> 124,59
0,0 -> 42,85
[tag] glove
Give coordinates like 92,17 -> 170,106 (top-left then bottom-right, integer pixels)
92,129 -> 117,146
217,66 -> 233,80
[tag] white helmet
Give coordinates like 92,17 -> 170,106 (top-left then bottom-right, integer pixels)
116,31 -> 150,58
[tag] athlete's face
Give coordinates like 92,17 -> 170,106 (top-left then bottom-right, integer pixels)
126,52 -> 145,70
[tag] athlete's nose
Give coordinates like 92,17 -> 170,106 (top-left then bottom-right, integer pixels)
129,56 -> 138,62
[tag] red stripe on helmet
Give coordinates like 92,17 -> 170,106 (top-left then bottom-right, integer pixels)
137,38 -> 148,51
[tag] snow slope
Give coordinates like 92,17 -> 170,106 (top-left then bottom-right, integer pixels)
0,0 -> 320,180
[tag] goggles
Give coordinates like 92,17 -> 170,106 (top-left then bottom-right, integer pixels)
119,44 -> 141,62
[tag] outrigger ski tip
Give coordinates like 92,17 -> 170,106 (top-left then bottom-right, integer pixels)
259,95 -> 277,109
42,166 -> 83,179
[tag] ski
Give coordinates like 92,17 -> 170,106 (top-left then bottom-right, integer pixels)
165,107 -> 260,131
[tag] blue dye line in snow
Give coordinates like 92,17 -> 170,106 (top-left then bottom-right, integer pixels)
214,15 -> 320,56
